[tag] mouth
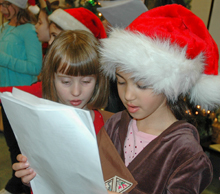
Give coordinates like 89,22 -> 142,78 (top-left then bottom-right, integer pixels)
70,100 -> 82,107
126,104 -> 139,113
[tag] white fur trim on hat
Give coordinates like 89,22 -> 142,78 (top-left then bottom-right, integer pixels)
100,28 -> 220,110
7,0 -> 28,9
189,75 -> 220,110
28,5 -> 40,15
48,9 -> 92,34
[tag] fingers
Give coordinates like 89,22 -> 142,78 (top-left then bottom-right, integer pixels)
16,154 -> 28,162
12,154 -> 36,185
19,169 -> 36,185
12,160 -> 29,171
14,166 -> 36,185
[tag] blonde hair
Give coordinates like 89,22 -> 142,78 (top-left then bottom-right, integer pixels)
42,30 -> 109,109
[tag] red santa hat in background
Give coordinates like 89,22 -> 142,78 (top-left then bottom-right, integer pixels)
48,8 -> 107,39
100,4 -> 220,110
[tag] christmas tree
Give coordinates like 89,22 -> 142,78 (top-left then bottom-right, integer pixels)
184,96 -> 218,142
65,0 -> 103,20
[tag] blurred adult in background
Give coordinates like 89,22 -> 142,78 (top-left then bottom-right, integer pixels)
0,0 -> 42,87
0,0 -> 42,193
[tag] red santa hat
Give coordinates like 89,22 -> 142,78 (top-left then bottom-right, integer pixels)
48,8 -> 107,39
100,4 -> 220,110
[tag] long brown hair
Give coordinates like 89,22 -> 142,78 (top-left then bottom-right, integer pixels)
167,95 -> 197,126
42,30 -> 109,109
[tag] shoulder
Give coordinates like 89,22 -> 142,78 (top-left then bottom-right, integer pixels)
105,111 -> 123,125
104,110 -> 130,133
162,120 -> 200,142
161,121 -> 205,159
18,23 -> 36,34
97,109 -> 114,123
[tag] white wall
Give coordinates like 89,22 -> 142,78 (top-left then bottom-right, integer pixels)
191,0 -> 220,69
208,0 -> 220,60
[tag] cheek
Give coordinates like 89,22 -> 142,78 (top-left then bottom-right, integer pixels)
85,83 -> 96,98
88,84 -> 96,96
56,86 -> 68,102
145,94 -> 165,109
54,81 -> 64,96
117,86 -> 124,100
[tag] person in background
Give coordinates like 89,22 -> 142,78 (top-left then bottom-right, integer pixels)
0,0 -> 42,193
47,7 -> 107,44
32,0 -> 60,55
0,0 -> 42,87
98,4 -> 220,193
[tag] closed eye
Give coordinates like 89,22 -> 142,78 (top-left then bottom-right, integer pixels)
137,84 -> 148,89
62,81 -> 70,84
82,81 -> 91,84
117,81 -> 125,85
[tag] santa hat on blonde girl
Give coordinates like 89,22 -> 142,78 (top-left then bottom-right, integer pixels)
48,8 -> 107,39
100,4 -> 220,110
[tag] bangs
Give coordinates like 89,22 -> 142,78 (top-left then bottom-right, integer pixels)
55,38 -> 100,76
57,59 -> 99,76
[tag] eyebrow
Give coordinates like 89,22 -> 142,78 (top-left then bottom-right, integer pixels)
56,73 -> 71,78
116,73 -> 123,78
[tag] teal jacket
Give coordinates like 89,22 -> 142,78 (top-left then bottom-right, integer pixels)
0,22 -> 42,86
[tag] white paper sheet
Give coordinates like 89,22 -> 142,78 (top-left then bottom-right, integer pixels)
0,88 -> 108,194
98,0 -> 148,28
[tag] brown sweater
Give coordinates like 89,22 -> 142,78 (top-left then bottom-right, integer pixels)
98,110 -> 213,194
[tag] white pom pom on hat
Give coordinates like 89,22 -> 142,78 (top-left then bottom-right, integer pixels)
28,5 -> 40,14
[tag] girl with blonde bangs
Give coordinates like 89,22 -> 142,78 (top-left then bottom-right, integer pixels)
12,30 -> 113,192
42,30 -> 109,109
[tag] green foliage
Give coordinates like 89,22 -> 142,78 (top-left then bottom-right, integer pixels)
184,96 -> 215,140
184,0 -> 192,9
65,0 -> 103,20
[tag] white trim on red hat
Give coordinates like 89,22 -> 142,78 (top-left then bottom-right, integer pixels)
100,28 -> 220,110
48,9 -> 92,34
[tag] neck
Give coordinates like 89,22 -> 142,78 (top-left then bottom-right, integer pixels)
8,18 -> 18,26
136,103 -> 177,136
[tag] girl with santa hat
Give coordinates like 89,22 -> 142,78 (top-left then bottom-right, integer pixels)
98,3 -> 220,193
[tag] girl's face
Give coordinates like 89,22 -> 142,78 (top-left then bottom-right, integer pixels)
116,70 -> 167,121
54,72 -> 96,110
48,23 -> 62,45
0,0 -> 19,24
35,11 -> 50,42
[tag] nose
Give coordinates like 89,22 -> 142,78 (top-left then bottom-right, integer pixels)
35,23 -> 38,29
71,83 -> 81,97
124,84 -> 136,101
48,36 -> 54,45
